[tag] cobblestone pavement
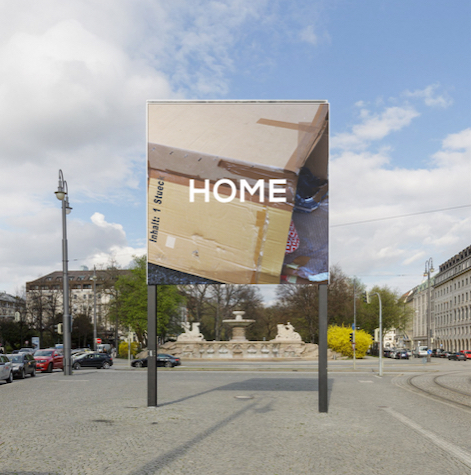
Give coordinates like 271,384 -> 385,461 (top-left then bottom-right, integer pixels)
2,361 -> 471,475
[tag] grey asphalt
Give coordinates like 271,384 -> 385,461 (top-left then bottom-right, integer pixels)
2,358 -> 471,474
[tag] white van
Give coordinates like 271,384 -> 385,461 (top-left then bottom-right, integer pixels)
414,346 -> 428,357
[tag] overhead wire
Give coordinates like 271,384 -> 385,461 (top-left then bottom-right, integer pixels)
331,204 -> 471,227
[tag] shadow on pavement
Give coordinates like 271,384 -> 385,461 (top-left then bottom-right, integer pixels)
130,376 -> 334,473
128,399 -> 259,475
158,377 -> 334,407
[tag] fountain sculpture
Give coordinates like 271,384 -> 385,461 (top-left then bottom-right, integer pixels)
162,310 -> 316,359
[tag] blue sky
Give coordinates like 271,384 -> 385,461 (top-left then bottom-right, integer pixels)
0,0 -> 469,301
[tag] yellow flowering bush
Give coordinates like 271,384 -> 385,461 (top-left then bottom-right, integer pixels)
118,341 -> 140,358
327,325 -> 372,358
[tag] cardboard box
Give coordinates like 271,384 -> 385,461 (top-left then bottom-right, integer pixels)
147,101 -> 328,284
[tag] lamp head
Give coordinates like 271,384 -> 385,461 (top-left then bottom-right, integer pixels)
55,190 -> 66,201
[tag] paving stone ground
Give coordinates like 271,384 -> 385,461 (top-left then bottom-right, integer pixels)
2,359 -> 471,475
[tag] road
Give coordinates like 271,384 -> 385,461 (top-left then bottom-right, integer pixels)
2,357 -> 471,474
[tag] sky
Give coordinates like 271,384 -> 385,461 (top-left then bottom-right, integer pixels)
1,0 -> 470,303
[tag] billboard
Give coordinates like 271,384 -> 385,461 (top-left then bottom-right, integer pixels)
147,100 -> 329,285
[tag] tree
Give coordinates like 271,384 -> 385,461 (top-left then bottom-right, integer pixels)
110,256 -> 184,346
26,287 -> 62,348
275,266 -> 358,343
357,285 -> 414,337
112,255 -> 148,346
156,285 -> 184,341
0,319 -> 35,352
249,303 -> 285,341
72,313 -> 93,349
100,258 -> 128,346
179,284 -> 263,341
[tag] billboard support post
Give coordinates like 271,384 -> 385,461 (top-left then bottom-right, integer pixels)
147,285 -> 157,407
318,283 -> 328,413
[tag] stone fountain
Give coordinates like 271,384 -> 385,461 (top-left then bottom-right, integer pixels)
160,310 -> 319,359
222,310 -> 255,342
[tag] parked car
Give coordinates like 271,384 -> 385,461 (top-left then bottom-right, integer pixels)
6,353 -> 36,378
0,354 -> 13,383
158,354 -> 181,367
72,352 -> 113,370
448,352 -> 467,361
71,349 -> 93,359
131,354 -> 181,368
34,349 -> 64,372
414,346 -> 428,358
18,347 -> 37,354
395,350 -> 409,360
460,350 -> 471,359
440,351 -> 452,358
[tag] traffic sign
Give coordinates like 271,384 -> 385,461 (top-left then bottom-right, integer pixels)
96,338 -> 102,344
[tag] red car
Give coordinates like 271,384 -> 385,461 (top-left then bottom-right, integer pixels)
460,350 -> 471,359
34,348 -> 64,372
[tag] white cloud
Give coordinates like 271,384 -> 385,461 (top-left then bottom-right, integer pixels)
0,0 -> 331,295
404,84 -> 453,108
332,105 -> 420,150
0,210 -> 142,293
432,128 -> 471,167
330,121 -> 471,293
299,25 -> 318,45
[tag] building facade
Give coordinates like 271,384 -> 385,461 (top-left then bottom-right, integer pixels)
411,277 -> 435,350
433,245 -> 471,352
0,292 -> 24,320
25,268 -> 129,342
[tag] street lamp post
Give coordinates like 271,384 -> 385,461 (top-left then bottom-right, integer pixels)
55,170 -> 72,376
365,291 -> 383,376
424,258 -> 434,363
91,266 -> 97,352
370,292 -> 383,377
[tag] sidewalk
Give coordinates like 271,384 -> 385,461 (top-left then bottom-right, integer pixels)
2,364 -> 471,474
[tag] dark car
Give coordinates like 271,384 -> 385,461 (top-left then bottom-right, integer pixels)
158,354 -> 181,367
131,354 -> 181,368
72,352 -> 113,370
448,352 -> 467,361
7,353 -> 37,378
394,350 -> 409,360
440,351 -> 452,358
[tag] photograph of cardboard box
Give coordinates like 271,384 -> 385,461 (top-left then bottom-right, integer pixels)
147,101 -> 329,285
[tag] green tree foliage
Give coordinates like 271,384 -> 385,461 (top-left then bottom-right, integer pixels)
0,319 -> 34,352
357,285 -> 413,337
327,325 -> 372,358
71,313 -> 93,349
111,256 -> 183,345
111,256 -> 148,345
156,285 -> 184,340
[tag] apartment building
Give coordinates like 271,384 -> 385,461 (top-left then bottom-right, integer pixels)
0,291 -> 24,320
410,277 -> 435,350
433,245 -> 471,352
25,268 -> 129,338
